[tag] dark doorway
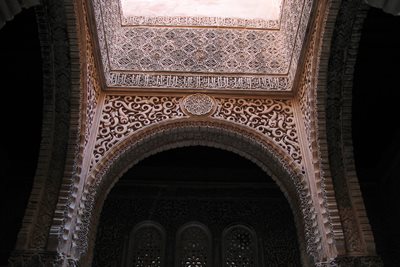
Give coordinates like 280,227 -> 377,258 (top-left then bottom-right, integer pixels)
93,146 -> 302,267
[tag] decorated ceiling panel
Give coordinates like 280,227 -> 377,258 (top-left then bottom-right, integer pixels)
90,0 -> 314,93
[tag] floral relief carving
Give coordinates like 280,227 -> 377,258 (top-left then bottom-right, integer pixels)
112,27 -> 287,74
212,98 -> 302,166
92,95 -> 187,165
298,30 -> 316,155
181,94 -> 216,116
91,95 -> 302,170
75,114 -> 325,264
82,92 -> 326,261
90,0 -> 314,92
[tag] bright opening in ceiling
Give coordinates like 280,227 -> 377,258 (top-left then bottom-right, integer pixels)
120,0 -> 283,20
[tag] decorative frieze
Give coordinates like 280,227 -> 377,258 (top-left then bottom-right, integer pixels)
84,16 -> 101,146
91,94 -> 302,170
108,72 -> 290,91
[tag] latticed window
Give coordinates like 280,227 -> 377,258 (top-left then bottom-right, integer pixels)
127,221 -> 166,267
222,225 -> 258,267
176,222 -> 212,267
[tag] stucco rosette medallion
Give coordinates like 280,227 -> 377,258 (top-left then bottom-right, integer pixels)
181,94 -> 216,116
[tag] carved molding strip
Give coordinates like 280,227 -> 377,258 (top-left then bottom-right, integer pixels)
85,22 -> 101,146
296,1 -> 345,259
54,0 -> 104,252
325,0 -> 374,255
108,73 -> 290,91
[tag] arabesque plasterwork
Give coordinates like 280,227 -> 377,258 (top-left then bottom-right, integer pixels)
90,95 -> 303,171
74,91 -> 333,264
90,0 -> 314,92
58,0 -> 338,265
9,0 -> 383,266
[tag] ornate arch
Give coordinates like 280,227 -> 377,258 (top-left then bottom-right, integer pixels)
295,0 -> 383,264
5,0 -> 386,265
325,0 -> 376,256
9,0 -> 84,265
312,0 -> 381,264
72,119 -> 321,266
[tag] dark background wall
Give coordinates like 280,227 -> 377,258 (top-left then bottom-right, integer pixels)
92,147 -> 301,267
352,7 -> 400,267
0,5 -> 399,266
0,8 -> 42,266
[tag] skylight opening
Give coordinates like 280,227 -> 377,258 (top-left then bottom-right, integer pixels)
120,0 -> 283,21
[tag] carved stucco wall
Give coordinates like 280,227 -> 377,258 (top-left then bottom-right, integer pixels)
90,0 -> 314,93
295,2 -> 381,266
79,121 -> 314,266
323,0 -> 378,257
7,0 -> 384,266
11,0 -> 341,265
48,0 -> 102,261
68,67 -> 345,265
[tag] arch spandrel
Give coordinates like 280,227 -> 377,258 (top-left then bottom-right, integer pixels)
89,94 -> 304,174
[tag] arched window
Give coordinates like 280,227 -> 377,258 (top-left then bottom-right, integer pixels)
222,225 -> 258,267
126,221 -> 166,267
176,222 -> 212,267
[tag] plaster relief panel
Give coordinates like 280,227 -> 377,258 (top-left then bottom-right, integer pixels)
89,0 -> 314,93
91,94 -> 302,172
